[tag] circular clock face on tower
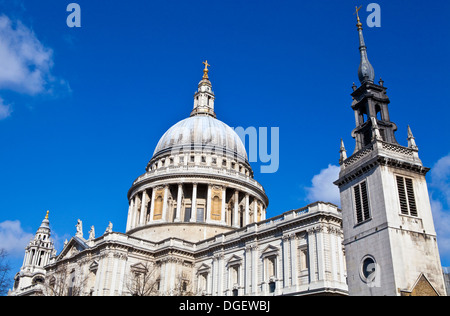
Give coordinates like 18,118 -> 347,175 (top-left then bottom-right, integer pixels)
361,256 -> 377,283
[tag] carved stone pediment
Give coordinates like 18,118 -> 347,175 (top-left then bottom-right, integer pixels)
261,244 -> 279,255
197,263 -> 211,273
130,262 -> 149,274
226,254 -> 242,266
56,237 -> 89,262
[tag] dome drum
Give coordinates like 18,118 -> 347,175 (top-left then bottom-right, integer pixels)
126,178 -> 267,242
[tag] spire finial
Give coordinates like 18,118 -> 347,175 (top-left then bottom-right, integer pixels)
339,138 -> 348,165
354,5 -> 375,84
202,60 -> 210,80
45,210 -> 49,219
407,125 -> 418,149
354,5 -> 363,30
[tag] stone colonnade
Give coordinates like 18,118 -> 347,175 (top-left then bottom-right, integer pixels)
126,182 -> 266,232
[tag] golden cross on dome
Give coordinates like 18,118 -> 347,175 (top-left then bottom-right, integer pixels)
202,60 -> 210,79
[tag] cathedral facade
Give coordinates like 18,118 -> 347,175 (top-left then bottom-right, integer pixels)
9,15 -> 446,297
10,62 -> 348,297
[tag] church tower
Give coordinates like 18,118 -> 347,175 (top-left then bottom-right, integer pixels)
334,10 -> 446,296
11,211 -> 56,295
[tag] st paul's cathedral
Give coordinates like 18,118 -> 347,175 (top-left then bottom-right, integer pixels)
9,12 -> 447,297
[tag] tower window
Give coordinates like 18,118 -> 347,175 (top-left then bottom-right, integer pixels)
396,176 -> 417,217
354,181 -> 370,224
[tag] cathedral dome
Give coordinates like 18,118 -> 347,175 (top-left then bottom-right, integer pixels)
126,62 -> 268,244
153,115 -> 248,163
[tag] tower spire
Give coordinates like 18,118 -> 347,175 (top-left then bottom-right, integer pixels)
339,139 -> 348,165
348,7 -> 398,152
12,210 -> 55,295
354,6 -> 375,84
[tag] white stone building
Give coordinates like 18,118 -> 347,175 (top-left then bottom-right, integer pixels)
9,62 -> 348,297
9,17 -> 446,296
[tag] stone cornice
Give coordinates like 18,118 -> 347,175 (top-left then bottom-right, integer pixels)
335,154 -> 430,187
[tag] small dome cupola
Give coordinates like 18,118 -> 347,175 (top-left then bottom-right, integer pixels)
191,60 -> 216,118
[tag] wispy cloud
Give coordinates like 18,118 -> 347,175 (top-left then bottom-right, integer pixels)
0,97 -> 12,119
430,154 -> 450,205
0,220 -> 33,258
429,153 -> 450,264
0,14 -> 70,119
305,164 -> 341,206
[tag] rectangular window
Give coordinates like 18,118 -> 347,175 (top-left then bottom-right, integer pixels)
184,207 -> 191,222
299,247 -> 309,271
354,181 -> 370,224
396,176 -> 417,217
197,208 -> 205,223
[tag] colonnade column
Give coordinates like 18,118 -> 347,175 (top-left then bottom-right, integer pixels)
245,194 -> 250,226
139,190 -> 147,226
221,187 -> 226,225
149,188 -> 156,223
126,199 -> 134,231
233,190 -> 239,228
175,183 -> 183,222
206,184 -> 212,222
190,183 -> 198,222
162,185 -> 169,221
131,195 -> 139,229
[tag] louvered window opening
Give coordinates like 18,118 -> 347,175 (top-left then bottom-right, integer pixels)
354,181 -> 371,224
396,176 -> 418,217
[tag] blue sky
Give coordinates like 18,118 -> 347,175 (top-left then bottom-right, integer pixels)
1,0 -> 450,287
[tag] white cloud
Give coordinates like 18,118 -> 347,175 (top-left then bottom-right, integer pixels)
429,153 -> 450,264
0,15 -> 69,119
0,220 -> 33,258
0,15 -> 57,95
430,197 -> 450,262
430,153 -> 450,205
0,97 -> 12,119
305,164 -> 341,206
